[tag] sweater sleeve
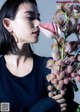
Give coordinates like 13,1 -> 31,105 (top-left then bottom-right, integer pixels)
28,97 -> 60,112
63,84 -> 79,112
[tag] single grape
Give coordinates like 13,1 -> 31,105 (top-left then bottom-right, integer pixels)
59,71 -> 65,79
51,78 -> 58,84
77,55 -> 80,61
66,65 -> 73,74
75,76 -> 80,82
47,85 -> 53,91
77,69 -> 80,75
56,84 -> 63,90
64,59 -> 70,65
64,78 -> 69,84
46,73 -> 56,82
59,80 -> 64,85
60,89 -> 66,95
69,56 -> 75,62
71,72 -> 76,78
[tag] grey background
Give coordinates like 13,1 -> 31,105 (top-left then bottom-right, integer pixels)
0,0 -> 80,103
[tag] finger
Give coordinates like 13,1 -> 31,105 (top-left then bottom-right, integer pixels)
53,91 -> 56,96
61,107 -> 66,112
48,91 -> 53,97
52,94 -> 63,100
47,85 -> 53,91
56,98 -> 66,104
60,103 -> 67,108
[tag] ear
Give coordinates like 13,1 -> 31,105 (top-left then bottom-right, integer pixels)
3,18 -> 13,33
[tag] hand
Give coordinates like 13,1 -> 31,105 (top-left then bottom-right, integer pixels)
46,74 -> 67,112
52,93 -> 67,112
48,85 -> 67,112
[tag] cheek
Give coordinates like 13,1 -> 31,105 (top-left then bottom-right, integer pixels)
12,20 -> 33,37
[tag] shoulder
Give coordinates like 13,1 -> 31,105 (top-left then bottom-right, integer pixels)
33,53 -> 52,63
33,53 -> 52,76
33,53 -> 52,67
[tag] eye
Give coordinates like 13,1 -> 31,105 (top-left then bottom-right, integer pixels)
27,17 -> 41,21
27,17 -> 35,20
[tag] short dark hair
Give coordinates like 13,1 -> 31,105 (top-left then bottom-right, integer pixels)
0,0 -> 37,55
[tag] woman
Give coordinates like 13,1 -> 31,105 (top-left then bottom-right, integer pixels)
0,0 -> 76,112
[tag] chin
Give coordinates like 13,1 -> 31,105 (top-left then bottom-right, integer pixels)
32,40 -> 38,44
32,38 -> 39,43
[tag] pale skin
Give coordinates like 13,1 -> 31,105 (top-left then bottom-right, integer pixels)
3,2 -> 66,111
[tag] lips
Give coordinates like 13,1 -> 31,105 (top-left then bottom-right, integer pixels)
32,31 -> 40,36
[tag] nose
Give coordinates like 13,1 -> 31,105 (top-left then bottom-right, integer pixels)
34,19 -> 41,28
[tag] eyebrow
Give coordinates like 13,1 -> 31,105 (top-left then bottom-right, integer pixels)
24,11 -> 40,16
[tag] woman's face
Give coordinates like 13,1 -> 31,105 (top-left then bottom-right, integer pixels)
10,2 -> 40,44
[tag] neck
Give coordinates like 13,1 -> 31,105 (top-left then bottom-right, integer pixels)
4,43 -> 33,67
9,43 -> 33,57
17,43 -> 33,56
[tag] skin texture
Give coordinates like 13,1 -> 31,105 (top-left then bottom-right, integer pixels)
3,2 -> 66,111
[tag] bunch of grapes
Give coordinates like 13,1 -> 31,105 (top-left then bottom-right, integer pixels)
46,50 -> 80,95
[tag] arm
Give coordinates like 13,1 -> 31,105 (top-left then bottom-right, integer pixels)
63,84 -> 79,112
28,97 -> 61,112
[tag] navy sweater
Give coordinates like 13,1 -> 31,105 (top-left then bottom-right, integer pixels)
0,54 -> 61,112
